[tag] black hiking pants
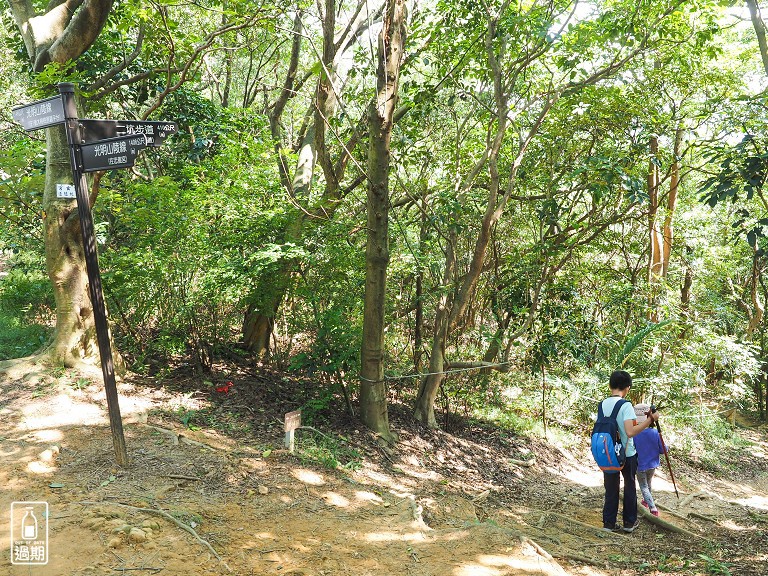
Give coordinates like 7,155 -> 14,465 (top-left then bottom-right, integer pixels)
602,453 -> 638,528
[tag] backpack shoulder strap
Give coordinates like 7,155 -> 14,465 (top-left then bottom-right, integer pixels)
597,401 -> 606,419
609,398 -> 627,420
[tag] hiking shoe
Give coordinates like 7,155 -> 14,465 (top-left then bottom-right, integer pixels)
651,509 -> 659,517
602,524 -> 620,532
623,520 -> 640,533
641,500 -> 649,509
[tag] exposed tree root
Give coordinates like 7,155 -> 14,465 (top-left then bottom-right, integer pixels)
0,353 -> 104,383
509,456 -> 537,467
656,504 -> 690,522
638,503 -> 703,538
0,355 -> 49,379
677,490 -> 708,509
80,500 -> 231,572
520,535 -> 553,560
688,511 -> 719,523
553,551 -> 605,568
528,510 -> 623,539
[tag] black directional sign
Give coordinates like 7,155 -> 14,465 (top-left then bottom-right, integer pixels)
80,133 -> 148,173
12,82 -> 178,468
80,119 -> 178,147
11,95 -> 66,131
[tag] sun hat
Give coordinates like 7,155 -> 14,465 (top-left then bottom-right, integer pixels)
634,403 -> 650,423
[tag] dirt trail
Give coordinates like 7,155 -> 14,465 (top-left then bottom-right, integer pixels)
1,367 -> 767,575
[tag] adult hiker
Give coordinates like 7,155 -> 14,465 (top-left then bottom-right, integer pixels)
599,370 -> 659,533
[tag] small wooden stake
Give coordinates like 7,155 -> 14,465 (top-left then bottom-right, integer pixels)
284,410 -> 301,452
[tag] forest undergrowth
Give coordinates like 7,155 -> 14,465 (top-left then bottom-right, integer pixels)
1,356 -> 767,575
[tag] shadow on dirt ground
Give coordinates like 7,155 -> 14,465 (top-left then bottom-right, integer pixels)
1,362 -> 767,575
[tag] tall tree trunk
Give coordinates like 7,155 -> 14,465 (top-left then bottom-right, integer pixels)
747,0 -> 768,76
412,9 -> 557,426
662,125 -> 684,277
647,135 -> 662,321
747,250 -> 765,337
359,0 -> 405,436
242,5 -> 377,358
241,215 -> 305,358
242,12 -> 307,357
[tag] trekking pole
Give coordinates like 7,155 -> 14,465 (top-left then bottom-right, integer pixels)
654,418 -> 679,499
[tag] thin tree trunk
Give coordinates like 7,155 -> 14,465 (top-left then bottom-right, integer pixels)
662,125 -> 684,277
747,250 -> 764,337
242,12 -> 306,357
747,0 -> 768,76
648,135 -> 662,321
414,233 -> 455,427
359,0 -> 405,436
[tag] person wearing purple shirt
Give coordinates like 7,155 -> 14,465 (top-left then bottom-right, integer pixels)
633,403 -> 666,517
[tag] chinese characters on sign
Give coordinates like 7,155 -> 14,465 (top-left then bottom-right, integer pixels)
10,501 -> 48,565
80,134 -> 148,173
79,119 -> 178,147
11,96 -> 66,131
56,184 -> 76,198
121,121 -> 177,145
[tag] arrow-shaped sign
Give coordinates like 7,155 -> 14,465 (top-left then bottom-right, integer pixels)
80,119 -> 178,147
12,95 -> 66,131
80,133 -> 148,173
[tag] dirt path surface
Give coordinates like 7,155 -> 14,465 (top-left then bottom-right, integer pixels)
1,364 -> 767,575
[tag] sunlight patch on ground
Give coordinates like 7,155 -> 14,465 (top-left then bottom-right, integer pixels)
84,389 -> 156,419
712,477 -> 768,510
29,429 -> 63,442
354,490 -> 383,503
364,530 -> 428,543
552,465 -> 603,488
364,469 -> 393,484
397,463 -> 443,481
732,494 -> 768,510
359,467 -> 415,493
239,532 -> 277,548
718,519 -> 750,530
322,491 -> 350,507
291,468 -> 325,485
19,394 -> 105,429
454,553 -> 567,576
26,460 -> 56,474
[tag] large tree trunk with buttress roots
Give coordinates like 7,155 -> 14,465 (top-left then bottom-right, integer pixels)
6,0 -> 116,370
41,126 -> 101,366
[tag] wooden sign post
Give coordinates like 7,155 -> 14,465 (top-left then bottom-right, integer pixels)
11,83 -> 177,468
284,410 -> 301,453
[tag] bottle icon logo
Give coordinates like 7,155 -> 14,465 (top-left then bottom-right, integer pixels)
21,507 -> 38,540
10,501 -> 48,565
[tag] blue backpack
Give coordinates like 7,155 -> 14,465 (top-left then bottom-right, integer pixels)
590,399 -> 628,473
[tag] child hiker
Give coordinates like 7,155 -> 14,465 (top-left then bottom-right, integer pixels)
633,403 -> 666,517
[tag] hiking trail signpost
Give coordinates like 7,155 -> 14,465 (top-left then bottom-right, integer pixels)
11,82 -> 178,467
